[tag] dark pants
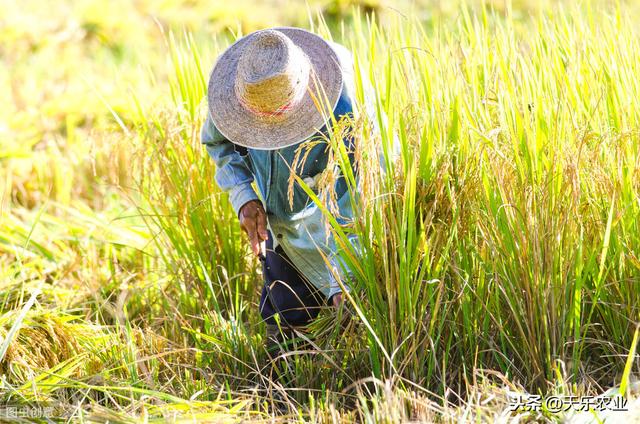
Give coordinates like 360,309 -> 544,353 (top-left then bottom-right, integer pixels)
259,233 -> 326,326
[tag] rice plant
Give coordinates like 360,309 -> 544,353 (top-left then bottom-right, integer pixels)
1,0 -> 639,422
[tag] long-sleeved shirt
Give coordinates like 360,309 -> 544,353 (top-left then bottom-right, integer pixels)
201,41 -> 367,298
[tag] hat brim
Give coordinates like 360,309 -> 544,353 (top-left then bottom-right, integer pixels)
207,27 -> 344,150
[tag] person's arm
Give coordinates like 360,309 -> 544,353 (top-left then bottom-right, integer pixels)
326,45 -> 400,304
201,113 -> 259,214
324,46 -> 368,302
201,113 -> 268,255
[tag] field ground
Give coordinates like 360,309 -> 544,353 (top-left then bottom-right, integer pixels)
1,0 -> 640,422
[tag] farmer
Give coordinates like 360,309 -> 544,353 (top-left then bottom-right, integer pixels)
201,27 -> 370,352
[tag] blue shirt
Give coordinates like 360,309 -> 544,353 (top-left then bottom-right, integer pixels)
202,42 -> 365,298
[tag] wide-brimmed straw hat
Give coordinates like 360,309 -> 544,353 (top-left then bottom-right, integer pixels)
207,27 -> 344,150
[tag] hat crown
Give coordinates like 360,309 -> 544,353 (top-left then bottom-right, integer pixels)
235,30 -> 310,118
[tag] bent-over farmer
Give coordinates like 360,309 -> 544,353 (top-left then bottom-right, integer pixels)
201,27 -> 371,353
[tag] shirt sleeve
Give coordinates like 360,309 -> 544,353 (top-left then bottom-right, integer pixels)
201,113 -> 260,216
325,44 -> 366,297
326,44 -> 400,298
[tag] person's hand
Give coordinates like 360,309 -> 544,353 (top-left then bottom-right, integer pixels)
239,200 -> 268,256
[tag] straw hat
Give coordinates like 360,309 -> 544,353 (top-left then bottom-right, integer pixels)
207,27 -> 344,150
